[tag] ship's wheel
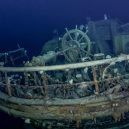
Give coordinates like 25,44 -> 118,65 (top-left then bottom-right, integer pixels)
61,28 -> 91,62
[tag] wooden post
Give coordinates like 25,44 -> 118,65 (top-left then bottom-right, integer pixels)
4,53 -> 8,64
24,72 -> 29,86
10,56 -> 15,66
92,66 -> 99,95
42,73 -> 48,98
5,72 -> 12,96
33,72 -> 38,86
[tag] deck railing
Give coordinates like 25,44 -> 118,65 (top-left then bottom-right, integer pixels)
0,54 -> 129,99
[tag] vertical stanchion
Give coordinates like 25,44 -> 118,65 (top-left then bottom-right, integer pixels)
33,72 -> 38,86
5,72 -> 12,96
92,66 -> 99,95
24,72 -> 29,86
42,72 -> 48,98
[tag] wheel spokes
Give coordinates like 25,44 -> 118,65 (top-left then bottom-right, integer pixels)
65,28 -> 73,41
78,34 -> 85,42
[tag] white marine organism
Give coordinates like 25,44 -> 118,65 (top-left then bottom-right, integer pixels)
79,24 -> 85,31
76,74 -> 82,79
39,71 -> 44,74
25,119 -> 31,124
114,68 -> 118,73
69,79 -> 73,85
84,67 -> 88,73
104,14 -> 108,20
106,55 -> 111,59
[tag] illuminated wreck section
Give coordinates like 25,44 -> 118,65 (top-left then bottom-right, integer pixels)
1,19 -> 129,128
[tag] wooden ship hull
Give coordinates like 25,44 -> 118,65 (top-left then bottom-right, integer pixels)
1,21 -> 129,128
0,89 -> 129,122
0,55 -> 129,128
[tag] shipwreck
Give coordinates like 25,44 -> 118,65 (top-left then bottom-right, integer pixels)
1,17 -> 129,128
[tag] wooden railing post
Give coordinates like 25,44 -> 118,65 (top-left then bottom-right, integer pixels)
33,72 -> 38,86
42,72 -> 48,98
5,72 -> 12,96
92,66 -> 99,95
24,72 -> 29,86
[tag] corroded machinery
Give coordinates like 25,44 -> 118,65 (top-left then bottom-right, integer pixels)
1,18 -> 129,129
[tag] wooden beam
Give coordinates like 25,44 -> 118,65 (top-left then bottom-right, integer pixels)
0,54 -> 128,72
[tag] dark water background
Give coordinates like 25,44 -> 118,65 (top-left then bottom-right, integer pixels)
0,0 -> 129,57
0,0 -> 129,128
0,111 -> 24,129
